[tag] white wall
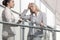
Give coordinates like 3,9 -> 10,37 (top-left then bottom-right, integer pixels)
56,25 -> 60,40
0,7 -> 4,40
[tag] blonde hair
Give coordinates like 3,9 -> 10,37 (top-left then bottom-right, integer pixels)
28,3 -> 40,11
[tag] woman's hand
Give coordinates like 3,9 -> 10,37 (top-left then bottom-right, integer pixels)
40,22 -> 44,27
17,18 -> 23,24
2,31 -> 8,37
19,18 -> 23,22
28,3 -> 31,9
28,3 -> 33,9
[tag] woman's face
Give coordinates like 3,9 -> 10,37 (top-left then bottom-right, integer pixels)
8,0 -> 14,8
30,5 -> 36,13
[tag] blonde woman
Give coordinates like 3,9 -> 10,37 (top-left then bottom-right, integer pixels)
21,3 -> 47,40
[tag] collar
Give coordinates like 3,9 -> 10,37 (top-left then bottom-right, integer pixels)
37,12 -> 40,16
33,12 -> 40,16
5,7 -> 11,12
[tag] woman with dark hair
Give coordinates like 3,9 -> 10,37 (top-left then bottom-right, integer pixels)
2,0 -> 22,40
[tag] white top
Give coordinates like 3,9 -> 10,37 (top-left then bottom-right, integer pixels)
2,7 -> 16,37
2,7 -> 15,23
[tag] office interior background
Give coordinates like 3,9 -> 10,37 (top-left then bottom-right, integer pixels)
0,0 -> 60,40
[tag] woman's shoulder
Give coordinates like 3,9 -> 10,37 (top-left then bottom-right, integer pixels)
40,11 -> 46,16
3,7 -> 11,14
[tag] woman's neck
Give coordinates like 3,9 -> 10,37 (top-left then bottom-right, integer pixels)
35,10 -> 39,16
7,6 -> 11,9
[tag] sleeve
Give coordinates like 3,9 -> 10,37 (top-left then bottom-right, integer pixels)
42,13 -> 47,27
21,9 -> 31,20
4,10 -> 12,23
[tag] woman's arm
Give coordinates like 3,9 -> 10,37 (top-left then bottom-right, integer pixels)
21,9 -> 31,20
40,13 -> 47,27
17,9 -> 31,24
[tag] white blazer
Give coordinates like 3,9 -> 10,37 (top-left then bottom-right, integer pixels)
2,7 -> 15,37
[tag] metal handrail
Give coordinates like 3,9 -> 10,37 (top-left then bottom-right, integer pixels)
0,21 -> 60,32
0,4 -> 60,32
0,4 -> 56,29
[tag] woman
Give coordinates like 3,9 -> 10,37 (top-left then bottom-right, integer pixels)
21,3 -> 47,40
2,0 -> 22,40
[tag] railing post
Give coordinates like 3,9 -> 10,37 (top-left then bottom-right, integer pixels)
21,21 -> 25,40
52,30 -> 56,40
22,27 -> 25,40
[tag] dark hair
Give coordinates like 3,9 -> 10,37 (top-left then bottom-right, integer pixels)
2,0 -> 11,6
